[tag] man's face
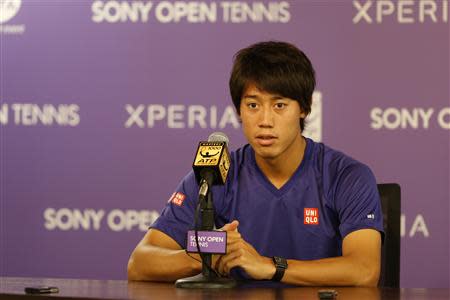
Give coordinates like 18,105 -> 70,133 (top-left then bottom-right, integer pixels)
240,84 -> 305,162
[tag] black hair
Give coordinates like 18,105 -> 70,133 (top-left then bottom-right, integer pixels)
229,41 -> 316,131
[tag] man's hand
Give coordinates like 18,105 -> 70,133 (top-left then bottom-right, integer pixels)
215,220 -> 275,280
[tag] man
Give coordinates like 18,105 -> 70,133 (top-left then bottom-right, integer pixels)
127,41 -> 383,286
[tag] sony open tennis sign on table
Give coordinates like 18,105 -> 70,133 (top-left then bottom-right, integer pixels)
186,231 -> 227,254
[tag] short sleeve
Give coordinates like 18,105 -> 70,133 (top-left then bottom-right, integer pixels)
334,163 -> 384,240
150,171 -> 199,248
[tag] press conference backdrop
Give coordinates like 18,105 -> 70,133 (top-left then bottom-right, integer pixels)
0,0 -> 448,288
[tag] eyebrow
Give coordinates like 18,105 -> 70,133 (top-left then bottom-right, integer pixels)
271,96 -> 284,100
242,94 -> 285,100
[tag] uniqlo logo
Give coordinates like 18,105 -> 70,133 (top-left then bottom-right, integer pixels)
304,208 -> 319,225
169,192 -> 186,206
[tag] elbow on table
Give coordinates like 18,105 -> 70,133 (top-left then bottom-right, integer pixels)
127,254 -> 141,281
354,263 -> 380,287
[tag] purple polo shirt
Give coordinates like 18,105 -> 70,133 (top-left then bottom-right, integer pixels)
152,138 -> 384,274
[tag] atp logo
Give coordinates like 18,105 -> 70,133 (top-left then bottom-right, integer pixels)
0,0 -> 21,24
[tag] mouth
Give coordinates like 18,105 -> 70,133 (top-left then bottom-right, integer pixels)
255,134 -> 277,146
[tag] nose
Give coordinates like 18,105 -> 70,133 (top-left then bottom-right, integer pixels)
258,107 -> 274,128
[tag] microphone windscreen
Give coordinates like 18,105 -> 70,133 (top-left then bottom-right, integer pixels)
208,132 -> 229,146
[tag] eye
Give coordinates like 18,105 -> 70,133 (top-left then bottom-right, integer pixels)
274,102 -> 287,109
247,102 -> 258,109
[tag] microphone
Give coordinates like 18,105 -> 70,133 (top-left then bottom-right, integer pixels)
192,132 -> 231,196
176,132 -> 236,289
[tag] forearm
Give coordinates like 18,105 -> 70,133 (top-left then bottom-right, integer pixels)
283,255 -> 379,287
127,245 -> 202,282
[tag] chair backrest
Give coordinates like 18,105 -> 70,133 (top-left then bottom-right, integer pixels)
377,183 -> 401,288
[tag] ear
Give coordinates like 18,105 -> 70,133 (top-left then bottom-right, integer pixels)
299,110 -> 307,119
234,107 -> 242,123
236,109 -> 242,123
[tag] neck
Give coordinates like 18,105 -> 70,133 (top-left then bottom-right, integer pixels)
255,134 -> 306,189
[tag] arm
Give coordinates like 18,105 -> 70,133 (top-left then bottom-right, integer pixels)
128,221 -> 237,281
217,224 -> 381,287
127,171 -> 207,281
127,228 -> 201,282
283,228 -> 381,286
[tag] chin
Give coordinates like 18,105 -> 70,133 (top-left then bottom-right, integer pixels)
254,148 -> 279,160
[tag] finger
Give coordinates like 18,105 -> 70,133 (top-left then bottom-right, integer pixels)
218,249 -> 242,275
217,255 -> 228,275
222,256 -> 245,274
218,247 -> 243,274
226,240 -> 246,253
225,231 -> 241,243
219,220 -> 239,232
212,254 -> 222,269
213,255 -> 222,272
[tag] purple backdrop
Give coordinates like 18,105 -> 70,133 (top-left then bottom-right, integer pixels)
0,0 -> 449,288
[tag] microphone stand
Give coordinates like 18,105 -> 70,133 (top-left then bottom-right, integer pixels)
175,181 -> 236,289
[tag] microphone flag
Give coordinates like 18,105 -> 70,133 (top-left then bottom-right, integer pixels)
192,141 -> 230,185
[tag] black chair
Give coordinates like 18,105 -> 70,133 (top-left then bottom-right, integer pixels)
377,183 -> 401,287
